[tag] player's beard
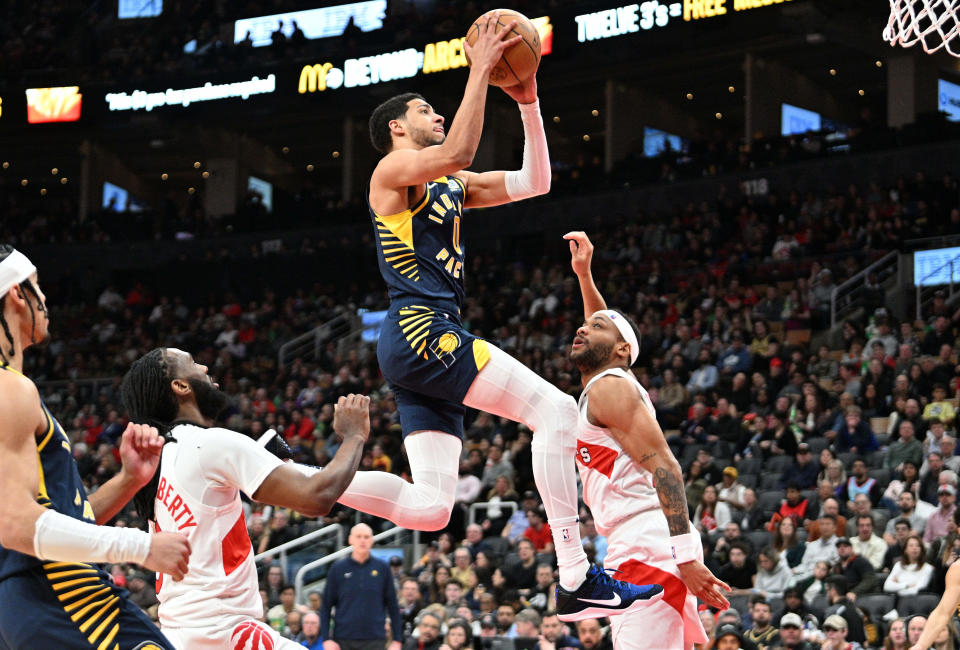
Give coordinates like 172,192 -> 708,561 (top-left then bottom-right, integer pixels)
409,124 -> 445,148
188,377 -> 232,422
570,341 -> 614,375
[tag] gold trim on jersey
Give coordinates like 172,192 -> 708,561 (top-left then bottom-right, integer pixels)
473,339 -> 491,371
37,406 -> 56,452
43,562 -> 120,650
398,306 -> 436,359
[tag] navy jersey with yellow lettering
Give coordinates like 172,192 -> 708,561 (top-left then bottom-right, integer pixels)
0,365 -> 95,582
370,175 -> 467,308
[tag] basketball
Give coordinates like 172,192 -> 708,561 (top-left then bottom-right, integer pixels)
464,9 -> 541,87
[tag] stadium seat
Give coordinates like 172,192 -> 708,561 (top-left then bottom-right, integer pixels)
765,456 -> 793,474
818,377 -> 834,391
786,329 -> 811,345
838,452 -> 858,468
739,474 -> 758,488
867,451 -> 886,469
758,491 -> 784,516
738,458 -> 763,475
857,594 -> 895,623
761,473 -> 782,490
746,530 -> 773,551
484,536 -> 511,561
870,417 -> 889,434
868,468 -> 891,486
898,592 -> 941,616
806,437 -> 830,456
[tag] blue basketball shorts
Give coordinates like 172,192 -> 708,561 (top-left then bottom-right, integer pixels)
377,302 -> 491,439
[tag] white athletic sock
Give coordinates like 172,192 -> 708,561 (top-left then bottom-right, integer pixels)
464,345 -> 590,590
336,431 -> 461,531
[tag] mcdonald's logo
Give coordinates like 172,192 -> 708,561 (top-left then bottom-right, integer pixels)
299,62 -> 344,93
26,86 -> 82,124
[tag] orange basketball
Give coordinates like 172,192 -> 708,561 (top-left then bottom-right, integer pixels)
464,9 -> 541,87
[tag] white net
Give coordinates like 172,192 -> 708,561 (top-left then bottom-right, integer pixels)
884,0 -> 960,56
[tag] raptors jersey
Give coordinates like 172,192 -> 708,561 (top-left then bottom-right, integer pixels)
575,368 -> 660,536
152,424 -> 283,629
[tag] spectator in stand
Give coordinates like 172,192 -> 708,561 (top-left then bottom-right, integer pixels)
881,618 -> 907,650
738,488 -> 767,533
883,534 -> 933,597
937,436 -> 960,474
780,442 -> 819,490
711,521 -> 749,568
574,619 -> 611,650
496,605 -> 518,638
442,619 -> 472,650
851,514 -> 886,571
810,270 -> 835,329
778,588 -> 824,631
713,623 -> 747,650
450,548 -> 478,591
514,608 -> 541,638
833,407 -> 879,455
522,506 -> 553,553
886,421 -> 925,473
794,514 -> 840,581
301,611 -> 323,649
754,287 -> 785,323
924,419 -> 948,456
578,516 -> 608,565
480,445 -> 513,491
540,610 -> 582,650
776,612 -> 817,650
718,466 -> 747,510
822,577 -> 866,646
772,516 -> 806,569
674,403 -> 713,456
719,332 -> 753,377
399,578 -> 424,638
402,612 -> 443,650
820,613 -> 860,650
920,452 -> 946,505
923,384 -> 956,427
502,539 -> 538,590
744,596 -> 781,650
921,317 -> 953,356
687,349 -> 719,396
287,611 -> 304,642
924,485 -> 957,544
694,484 -> 732,534
768,484 -> 811,532
754,547 -> 792,600
719,540 -> 757,595
882,461 -> 921,513
807,498 -> 846,541
268,584 -> 309,633
696,448 -> 724,486
839,459 -> 882,509
832,537 -> 880,598
321,524 -> 402,650
885,493 -> 926,542
714,398 -> 745,452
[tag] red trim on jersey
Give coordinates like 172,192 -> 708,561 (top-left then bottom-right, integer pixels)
222,512 -> 253,576
576,439 -> 618,479
614,559 -> 688,616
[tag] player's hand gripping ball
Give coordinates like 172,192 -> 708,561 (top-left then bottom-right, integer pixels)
465,9 -> 541,86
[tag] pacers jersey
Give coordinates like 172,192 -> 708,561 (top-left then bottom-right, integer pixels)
370,175 -> 467,308
575,367 -> 661,537
0,364 -> 95,581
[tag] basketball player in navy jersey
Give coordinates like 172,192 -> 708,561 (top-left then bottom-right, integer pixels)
0,245 -> 190,650
326,13 -> 660,620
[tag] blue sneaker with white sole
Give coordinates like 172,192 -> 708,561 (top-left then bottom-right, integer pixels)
555,564 -> 664,622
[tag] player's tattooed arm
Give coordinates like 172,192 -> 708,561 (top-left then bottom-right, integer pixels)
654,467 -> 691,536
588,375 -> 690,534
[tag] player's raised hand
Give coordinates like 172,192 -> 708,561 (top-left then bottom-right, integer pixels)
118,422 -> 165,487
677,559 -> 731,610
333,394 -> 371,443
564,231 -> 594,278
463,11 -> 522,72
145,532 -> 191,581
501,73 -> 537,105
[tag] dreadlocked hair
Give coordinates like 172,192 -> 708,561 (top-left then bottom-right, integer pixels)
122,348 -> 179,522
0,244 -> 45,365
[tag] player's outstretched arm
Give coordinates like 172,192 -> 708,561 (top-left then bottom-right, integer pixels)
87,422 -> 165,524
564,231 -> 606,320
0,373 -> 191,579
588,376 -> 731,609
254,394 -> 370,517
371,12 -> 521,190
909,562 -> 960,650
456,74 -> 550,209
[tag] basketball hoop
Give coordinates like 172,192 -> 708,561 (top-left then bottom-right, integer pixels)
885,0 -> 960,56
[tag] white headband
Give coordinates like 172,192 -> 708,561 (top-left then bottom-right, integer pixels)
594,309 -> 639,365
0,250 -> 36,298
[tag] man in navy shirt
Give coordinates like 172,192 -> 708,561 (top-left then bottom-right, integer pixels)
322,524 -> 402,650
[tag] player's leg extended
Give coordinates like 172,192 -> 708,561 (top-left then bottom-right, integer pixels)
335,430 -> 461,531
462,344 -> 589,588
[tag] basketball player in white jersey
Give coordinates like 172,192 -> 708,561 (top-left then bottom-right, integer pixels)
560,232 -> 731,649
121,348 -> 371,650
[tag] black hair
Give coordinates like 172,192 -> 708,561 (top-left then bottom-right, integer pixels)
369,93 -> 426,154
824,575 -> 848,593
0,244 -> 46,365
122,348 -> 179,522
